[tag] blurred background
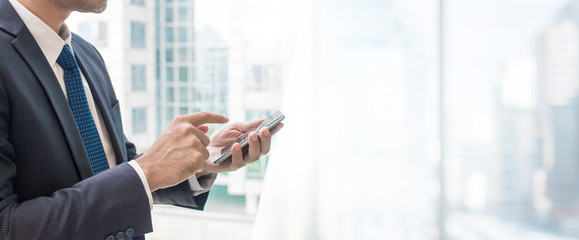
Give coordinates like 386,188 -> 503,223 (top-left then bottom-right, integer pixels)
68,0 -> 579,239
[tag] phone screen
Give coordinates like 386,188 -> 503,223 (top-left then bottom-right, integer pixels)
213,111 -> 285,164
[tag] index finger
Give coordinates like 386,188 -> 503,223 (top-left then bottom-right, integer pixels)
183,112 -> 229,126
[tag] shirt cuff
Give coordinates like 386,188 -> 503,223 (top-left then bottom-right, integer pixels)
188,173 -> 217,196
128,160 -> 154,210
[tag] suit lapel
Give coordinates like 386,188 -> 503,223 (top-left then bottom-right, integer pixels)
72,40 -> 126,164
1,0 -> 123,176
10,31 -> 95,180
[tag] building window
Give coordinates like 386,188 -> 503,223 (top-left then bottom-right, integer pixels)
130,0 -> 145,6
195,91 -> 202,102
179,67 -> 188,82
130,21 -> 145,48
165,7 -> 173,23
132,108 -> 147,134
180,107 -> 188,115
166,48 -> 174,62
166,67 -> 174,82
165,27 -> 174,43
131,65 -> 146,91
179,47 -> 188,62
167,87 -> 174,102
178,27 -> 187,43
179,87 -> 188,103
166,107 -> 175,122
179,7 -> 187,22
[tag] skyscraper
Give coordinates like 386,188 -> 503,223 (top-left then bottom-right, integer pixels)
494,59 -> 537,221
156,0 -> 194,133
536,10 -> 579,235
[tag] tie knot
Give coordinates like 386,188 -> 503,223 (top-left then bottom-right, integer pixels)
56,44 -> 77,70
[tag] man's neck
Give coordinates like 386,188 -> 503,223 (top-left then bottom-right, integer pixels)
17,0 -> 70,33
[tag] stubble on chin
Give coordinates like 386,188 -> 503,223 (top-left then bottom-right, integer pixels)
89,0 -> 108,13
50,0 -> 108,14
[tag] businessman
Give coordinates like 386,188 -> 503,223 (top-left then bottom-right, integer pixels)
0,0 -> 282,239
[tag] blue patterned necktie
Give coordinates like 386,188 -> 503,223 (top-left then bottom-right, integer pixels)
57,44 -> 109,175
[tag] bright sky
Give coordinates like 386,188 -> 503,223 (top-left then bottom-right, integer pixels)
195,0 -> 231,40
195,0 -> 287,46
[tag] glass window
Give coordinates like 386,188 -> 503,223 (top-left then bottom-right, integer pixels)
131,65 -> 146,91
130,0 -> 145,6
179,67 -> 187,82
132,107 -> 147,134
179,47 -> 187,62
130,21 -> 145,48
195,90 -> 202,102
166,48 -> 174,62
178,27 -> 187,42
166,87 -> 174,102
165,7 -> 173,23
179,87 -> 187,103
166,67 -> 174,82
165,107 -> 174,122
179,7 -> 187,22
165,27 -> 174,43
179,107 -> 188,115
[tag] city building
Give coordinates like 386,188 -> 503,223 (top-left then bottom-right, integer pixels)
536,14 -> 579,236
68,0 -> 157,153
154,0 -> 228,132
493,59 -> 537,221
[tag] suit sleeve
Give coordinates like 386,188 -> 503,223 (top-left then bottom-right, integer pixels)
0,68 -> 152,239
125,141 -> 213,210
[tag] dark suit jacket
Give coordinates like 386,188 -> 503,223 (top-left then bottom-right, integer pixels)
0,0 -> 210,239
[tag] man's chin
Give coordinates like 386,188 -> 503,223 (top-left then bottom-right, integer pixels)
76,0 -> 108,14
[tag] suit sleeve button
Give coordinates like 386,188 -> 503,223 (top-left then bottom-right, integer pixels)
125,227 -> 135,238
115,231 -> 126,239
105,235 -> 115,240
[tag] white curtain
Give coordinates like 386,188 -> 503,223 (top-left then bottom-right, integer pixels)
252,0 -> 439,239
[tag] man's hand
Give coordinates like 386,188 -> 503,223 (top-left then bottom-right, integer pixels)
197,119 -> 284,176
136,112 -> 229,192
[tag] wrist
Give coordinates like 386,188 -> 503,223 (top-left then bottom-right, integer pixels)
136,158 -> 161,192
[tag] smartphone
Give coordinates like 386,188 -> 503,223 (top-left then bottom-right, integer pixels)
213,111 -> 285,164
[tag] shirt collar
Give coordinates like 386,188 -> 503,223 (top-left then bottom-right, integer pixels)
8,0 -> 73,67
